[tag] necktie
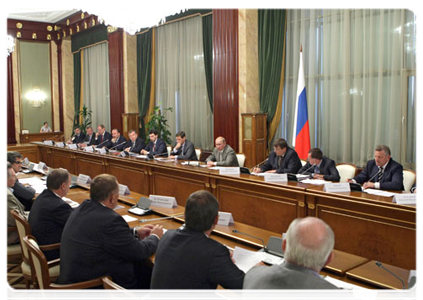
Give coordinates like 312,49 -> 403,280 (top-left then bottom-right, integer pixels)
182,143 -> 185,155
131,141 -> 135,151
101,134 -> 104,143
377,167 -> 384,182
314,165 -> 320,174
153,143 -> 156,152
278,156 -> 282,167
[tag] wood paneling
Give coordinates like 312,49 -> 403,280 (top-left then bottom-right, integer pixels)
108,29 -> 125,132
7,54 -> 17,145
55,40 -> 64,131
213,9 -> 239,152
19,132 -> 64,143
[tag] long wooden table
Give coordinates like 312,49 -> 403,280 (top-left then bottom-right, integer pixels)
10,143 -> 416,271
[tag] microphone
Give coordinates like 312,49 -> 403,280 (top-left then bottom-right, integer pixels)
232,229 -> 267,252
153,152 -> 170,158
95,139 -> 109,148
139,214 -> 184,223
367,168 -> 382,183
109,141 -> 126,150
301,163 -> 316,175
375,261 -> 405,289
250,158 -> 269,173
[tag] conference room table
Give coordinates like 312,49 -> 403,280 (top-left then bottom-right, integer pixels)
16,170 -> 411,290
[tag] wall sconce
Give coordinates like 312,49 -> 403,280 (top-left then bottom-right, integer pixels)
26,86 -> 46,108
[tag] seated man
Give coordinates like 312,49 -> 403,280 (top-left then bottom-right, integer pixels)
58,174 -> 163,289
206,136 -> 239,167
348,145 -> 404,191
169,131 -> 197,160
7,151 -> 35,210
253,138 -> 302,174
123,130 -> 146,153
93,124 -> 112,149
141,129 -> 168,157
79,126 -> 95,147
298,148 -> 340,181
243,217 -> 338,289
151,190 -> 245,289
109,128 -> 127,151
67,126 -> 85,144
28,169 -> 73,260
7,162 -> 27,245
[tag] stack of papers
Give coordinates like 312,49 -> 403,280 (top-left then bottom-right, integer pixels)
232,246 -> 284,273
363,189 -> 395,197
62,197 -> 79,208
300,179 -> 328,185
19,176 -> 47,193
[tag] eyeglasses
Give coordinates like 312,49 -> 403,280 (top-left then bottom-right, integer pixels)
14,161 -> 23,165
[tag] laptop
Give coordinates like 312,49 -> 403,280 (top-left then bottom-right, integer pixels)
128,197 -> 153,216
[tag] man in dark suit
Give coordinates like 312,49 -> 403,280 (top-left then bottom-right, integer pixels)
28,169 -> 73,260
151,190 -> 245,289
123,130 -> 146,153
169,131 -> 197,160
206,136 -> 239,167
298,148 -> 340,181
67,126 -> 85,144
349,145 -> 404,191
253,138 -> 302,174
141,129 -> 168,157
58,174 -> 163,289
79,126 -> 95,147
7,151 -> 35,210
109,128 -> 127,151
243,217 -> 338,289
93,124 -> 112,148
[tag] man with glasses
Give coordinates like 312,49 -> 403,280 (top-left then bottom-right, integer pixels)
7,151 -> 35,210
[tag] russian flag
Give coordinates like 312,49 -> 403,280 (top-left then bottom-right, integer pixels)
292,48 -> 310,160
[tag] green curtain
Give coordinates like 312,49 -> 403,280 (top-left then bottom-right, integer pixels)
258,10 -> 286,141
73,52 -> 81,129
71,25 -> 108,53
202,14 -> 213,112
137,29 -> 153,140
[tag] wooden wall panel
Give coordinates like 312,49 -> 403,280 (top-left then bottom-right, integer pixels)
108,29 -> 124,132
7,54 -> 17,145
213,9 -> 239,152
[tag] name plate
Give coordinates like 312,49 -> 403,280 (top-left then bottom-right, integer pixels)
67,144 -> 78,150
83,146 -> 94,152
149,195 -> 177,208
393,193 -> 416,205
119,184 -> 130,195
98,147 -> 107,154
43,140 -> 54,146
55,142 -> 65,148
219,167 -> 240,175
77,174 -> 91,185
264,173 -> 288,183
23,157 -> 30,166
37,162 -> 46,171
324,182 -> 351,193
218,212 -> 234,226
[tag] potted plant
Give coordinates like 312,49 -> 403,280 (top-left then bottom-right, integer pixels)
146,106 -> 173,145
73,105 -> 92,135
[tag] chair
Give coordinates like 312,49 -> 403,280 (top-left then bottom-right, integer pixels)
236,153 -> 246,168
11,210 -> 60,289
403,169 -> 416,192
195,148 -> 202,161
301,159 -> 307,167
23,235 -> 103,289
336,163 -> 357,183
7,226 -> 21,259
102,276 -> 150,300
167,146 -> 172,157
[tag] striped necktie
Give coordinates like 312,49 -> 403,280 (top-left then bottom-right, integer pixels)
377,167 -> 384,182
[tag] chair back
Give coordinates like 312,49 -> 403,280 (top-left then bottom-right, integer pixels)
167,146 -> 172,157
102,277 -> 140,300
301,159 -> 307,167
236,153 -> 246,167
10,210 -> 31,263
23,235 -> 51,289
195,148 -> 202,161
403,169 -> 416,192
336,163 -> 357,183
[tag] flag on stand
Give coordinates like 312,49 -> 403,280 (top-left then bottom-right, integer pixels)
292,47 -> 310,160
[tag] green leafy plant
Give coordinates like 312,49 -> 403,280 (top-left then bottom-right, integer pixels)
146,106 -> 173,145
74,105 -> 92,135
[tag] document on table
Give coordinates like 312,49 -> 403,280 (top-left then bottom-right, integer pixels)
122,215 -> 138,223
62,197 -> 80,208
32,184 -> 47,193
325,276 -> 377,300
18,177 -> 45,186
363,189 -> 395,197
232,246 -> 284,273
135,154 -> 148,159
300,179 -> 328,185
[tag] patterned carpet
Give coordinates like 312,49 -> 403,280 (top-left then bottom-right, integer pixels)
7,257 -> 27,289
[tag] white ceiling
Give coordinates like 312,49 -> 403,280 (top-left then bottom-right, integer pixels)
8,9 -> 80,23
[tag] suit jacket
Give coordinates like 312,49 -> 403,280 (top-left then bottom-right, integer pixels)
144,138 -> 168,157
151,227 -> 244,289
109,135 -> 127,151
83,133 -> 95,146
171,140 -> 197,160
7,189 -> 26,245
58,199 -> 159,289
124,137 -> 146,153
206,145 -> 239,167
243,261 -> 338,289
94,131 -> 112,148
28,189 -> 73,260
261,147 -> 302,174
298,156 -> 340,182
12,180 -> 35,210
353,158 -> 404,191
72,133 -> 86,144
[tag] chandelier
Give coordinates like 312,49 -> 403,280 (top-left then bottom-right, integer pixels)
4,35 -> 15,57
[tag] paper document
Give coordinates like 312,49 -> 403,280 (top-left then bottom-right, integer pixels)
32,184 -> 47,193
232,246 -> 284,273
250,173 -> 266,177
154,158 -> 175,162
300,179 -> 328,185
325,276 -> 377,300
18,177 -> 45,186
363,189 -> 395,197
135,154 -> 148,159
122,215 -> 138,223
62,197 -> 80,208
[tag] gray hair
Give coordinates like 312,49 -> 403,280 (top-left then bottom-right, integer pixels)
284,217 -> 335,272
375,145 -> 391,156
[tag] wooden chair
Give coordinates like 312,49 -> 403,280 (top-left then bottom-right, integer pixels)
403,169 -> 416,192
11,210 -> 60,288
7,226 -> 21,261
336,163 -> 357,183
236,153 -> 246,167
102,276 -> 150,300
23,235 -> 103,289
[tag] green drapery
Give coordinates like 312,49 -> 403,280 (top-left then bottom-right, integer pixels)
71,25 -> 108,53
202,14 -> 213,112
258,9 -> 287,148
73,52 -> 81,128
137,29 -> 153,140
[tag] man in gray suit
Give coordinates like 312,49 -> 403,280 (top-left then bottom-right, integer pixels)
206,136 -> 239,167
170,131 -> 197,161
243,217 -> 338,289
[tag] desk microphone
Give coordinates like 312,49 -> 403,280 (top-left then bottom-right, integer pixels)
232,229 -> 267,252
301,163 -> 316,175
368,168 -> 382,183
250,158 -> 268,173
153,152 -> 169,158
95,139 -> 109,148
109,141 -> 126,150
375,261 -> 405,289
139,214 -> 184,223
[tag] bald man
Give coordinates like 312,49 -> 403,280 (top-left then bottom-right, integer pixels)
206,137 -> 239,167
243,217 -> 338,289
